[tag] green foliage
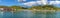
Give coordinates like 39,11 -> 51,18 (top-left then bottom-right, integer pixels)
30,5 -> 59,10
10,5 -> 22,9
22,7 -> 28,9
0,6 -> 8,8
0,5 -> 59,10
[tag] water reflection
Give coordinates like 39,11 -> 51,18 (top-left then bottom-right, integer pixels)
46,11 -> 56,18
56,11 -> 60,18
13,10 -> 34,18
0,10 -> 60,18
3,11 -> 13,18
0,11 -> 3,18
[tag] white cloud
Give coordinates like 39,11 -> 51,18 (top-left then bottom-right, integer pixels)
55,1 -> 60,4
36,1 -> 42,5
18,0 -> 26,2
18,0 -> 47,6
49,1 -> 55,5
17,0 -> 48,6
18,0 -> 20,2
23,1 -> 37,6
41,0 -> 47,5
23,1 -> 47,6
49,1 -> 60,5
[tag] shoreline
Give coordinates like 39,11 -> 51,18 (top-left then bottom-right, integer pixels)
0,9 -> 60,12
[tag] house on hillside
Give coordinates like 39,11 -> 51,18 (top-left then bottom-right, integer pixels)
3,8 -> 16,11
0,8 -> 16,11
0,8 -> 4,11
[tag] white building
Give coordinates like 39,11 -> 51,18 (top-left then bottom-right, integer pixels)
0,8 -> 4,11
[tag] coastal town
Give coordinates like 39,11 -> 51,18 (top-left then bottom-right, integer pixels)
0,5 -> 59,12
0,0 -> 60,18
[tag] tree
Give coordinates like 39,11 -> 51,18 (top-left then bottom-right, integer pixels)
0,6 -> 8,8
30,5 -> 42,10
42,5 -> 54,8
30,5 -> 58,10
22,7 -> 28,9
10,5 -> 22,9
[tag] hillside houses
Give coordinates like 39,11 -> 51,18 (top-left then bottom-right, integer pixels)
0,8 -> 16,11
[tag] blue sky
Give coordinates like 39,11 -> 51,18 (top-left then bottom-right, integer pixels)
0,0 -> 60,8
0,0 -> 37,6
0,0 -> 18,6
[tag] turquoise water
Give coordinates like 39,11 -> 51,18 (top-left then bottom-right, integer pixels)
0,10 -> 60,18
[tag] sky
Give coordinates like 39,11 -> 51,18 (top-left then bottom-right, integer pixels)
0,0 -> 18,6
0,0 -> 38,6
0,0 -> 60,8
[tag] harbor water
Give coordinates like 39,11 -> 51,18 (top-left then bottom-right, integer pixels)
0,10 -> 60,18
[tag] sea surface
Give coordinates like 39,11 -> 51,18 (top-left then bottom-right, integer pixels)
0,10 -> 60,18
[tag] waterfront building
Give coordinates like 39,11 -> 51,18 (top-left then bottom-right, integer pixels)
0,8 -> 4,11
3,8 -> 16,11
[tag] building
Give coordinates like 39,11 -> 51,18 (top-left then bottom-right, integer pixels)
3,8 -> 16,11
0,8 -> 16,11
0,8 -> 4,11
